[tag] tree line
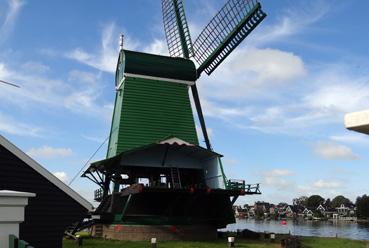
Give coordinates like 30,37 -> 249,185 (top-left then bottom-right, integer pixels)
293,194 -> 369,218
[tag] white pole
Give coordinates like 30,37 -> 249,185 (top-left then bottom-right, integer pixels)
0,191 -> 35,248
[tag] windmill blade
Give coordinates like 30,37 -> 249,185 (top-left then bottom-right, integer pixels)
162,0 -> 193,58
0,79 -> 20,88
193,0 -> 266,76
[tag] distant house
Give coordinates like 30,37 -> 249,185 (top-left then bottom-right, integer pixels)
302,208 -> 314,218
269,204 -> 277,215
254,201 -> 270,216
0,135 -> 93,248
336,203 -> 355,217
248,206 -> 255,217
316,204 -> 326,214
234,205 -> 248,218
285,205 -> 295,218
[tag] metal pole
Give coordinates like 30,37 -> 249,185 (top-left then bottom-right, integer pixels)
0,79 -> 20,88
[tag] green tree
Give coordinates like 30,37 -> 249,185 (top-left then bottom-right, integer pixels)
331,195 -> 352,208
356,194 -> 369,219
293,196 -> 308,207
324,198 -> 331,209
306,195 -> 325,209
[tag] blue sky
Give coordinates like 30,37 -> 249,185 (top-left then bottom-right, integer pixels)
1,0 -> 369,205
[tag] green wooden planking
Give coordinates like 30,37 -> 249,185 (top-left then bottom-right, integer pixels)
107,76 -> 198,157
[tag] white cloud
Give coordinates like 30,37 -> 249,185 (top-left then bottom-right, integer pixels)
200,98 -> 250,120
295,178 -> 345,198
68,70 -> 99,84
27,146 -> 73,159
21,61 -> 49,73
222,157 -> 239,166
66,22 -> 139,73
200,47 -> 306,101
0,61 -> 113,120
227,61 -> 369,135
195,124 -> 213,142
53,171 -> 69,183
143,39 -> 168,56
260,169 -> 293,190
313,141 -> 358,160
249,0 -> 330,46
81,134 -> 105,143
228,48 -> 305,83
66,23 -> 117,73
303,73 -> 369,114
330,133 -> 369,145
0,0 -> 24,45
0,111 -> 41,137
313,179 -> 342,189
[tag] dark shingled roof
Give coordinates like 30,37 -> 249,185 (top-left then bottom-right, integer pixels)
122,50 -> 197,81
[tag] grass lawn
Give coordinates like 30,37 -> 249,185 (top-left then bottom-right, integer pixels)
300,236 -> 368,248
63,239 -> 279,248
63,236 -> 368,248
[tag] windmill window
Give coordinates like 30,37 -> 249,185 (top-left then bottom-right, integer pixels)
160,176 -> 167,184
138,178 -> 149,186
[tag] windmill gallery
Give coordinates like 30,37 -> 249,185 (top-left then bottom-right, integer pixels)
0,0 -> 267,244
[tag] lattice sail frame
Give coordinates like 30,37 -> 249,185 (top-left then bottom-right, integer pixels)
193,0 -> 266,76
162,0 -> 194,58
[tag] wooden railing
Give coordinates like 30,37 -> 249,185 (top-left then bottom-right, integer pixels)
9,235 -> 34,248
227,180 -> 261,194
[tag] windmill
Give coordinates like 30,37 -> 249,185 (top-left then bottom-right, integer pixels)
81,0 -> 265,240
162,0 -> 266,150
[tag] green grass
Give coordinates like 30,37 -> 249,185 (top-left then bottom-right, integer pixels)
63,239 -> 280,248
300,236 -> 368,248
63,237 -> 368,248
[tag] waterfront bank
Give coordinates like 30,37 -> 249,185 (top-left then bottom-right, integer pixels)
222,218 -> 369,241
63,236 -> 368,248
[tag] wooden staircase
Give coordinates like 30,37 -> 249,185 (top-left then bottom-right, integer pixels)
170,167 -> 182,189
94,224 -> 103,237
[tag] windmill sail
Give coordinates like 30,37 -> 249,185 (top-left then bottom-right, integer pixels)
162,0 -> 193,58
193,0 -> 266,76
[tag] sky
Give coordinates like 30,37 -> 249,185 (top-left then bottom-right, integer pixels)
1,0 -> 369,206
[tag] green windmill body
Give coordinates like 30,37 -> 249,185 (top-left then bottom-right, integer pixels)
83,0 -> 266,240
107,51 -> 199,157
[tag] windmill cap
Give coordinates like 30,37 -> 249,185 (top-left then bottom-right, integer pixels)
121,49 -> 197,82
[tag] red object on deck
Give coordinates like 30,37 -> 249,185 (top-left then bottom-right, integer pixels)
114,224 -> 123,232
281,220 -> 287,225
169,225 -> 177,233
206,188 -> 212,194
189,187 -> 195,193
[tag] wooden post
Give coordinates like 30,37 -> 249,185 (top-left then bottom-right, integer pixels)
270,233 -> 275,243
151,237 -> 157,248
228,237 -> 235,247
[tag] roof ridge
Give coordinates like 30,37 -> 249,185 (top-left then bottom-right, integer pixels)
0,135 -> 93,211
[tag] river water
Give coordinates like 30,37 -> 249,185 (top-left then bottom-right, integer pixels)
221,219 -> 369,241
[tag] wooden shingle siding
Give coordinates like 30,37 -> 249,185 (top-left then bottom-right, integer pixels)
0,145 -> 88,248
107,76 -> 199,157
